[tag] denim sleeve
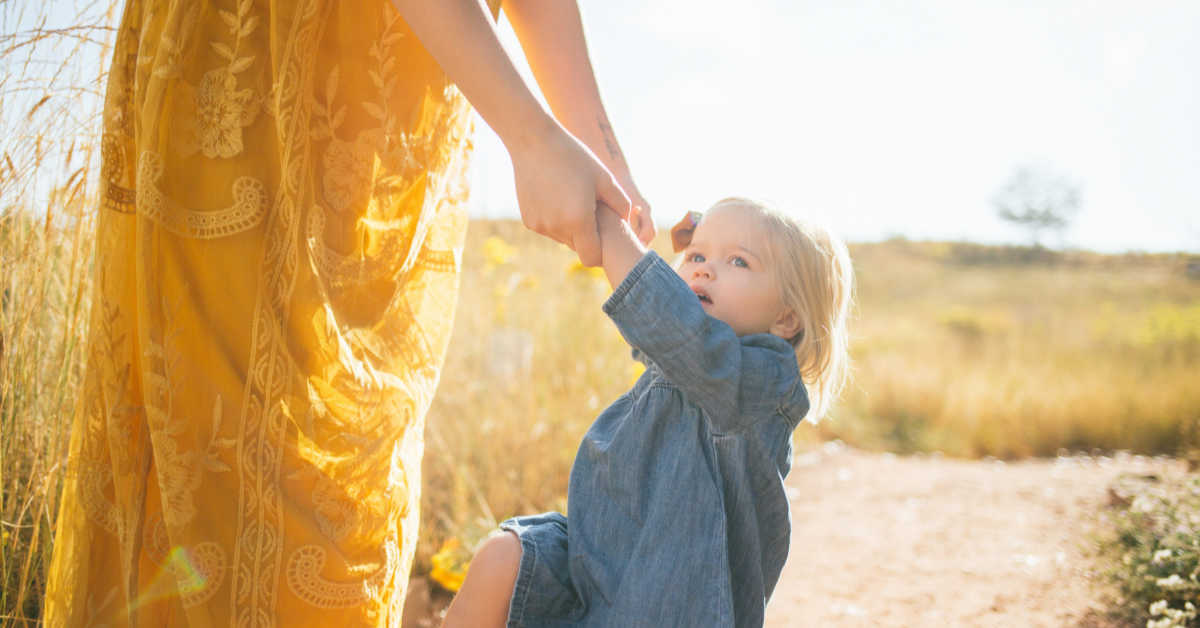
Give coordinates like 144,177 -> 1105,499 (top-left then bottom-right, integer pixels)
603,251 -> 806,432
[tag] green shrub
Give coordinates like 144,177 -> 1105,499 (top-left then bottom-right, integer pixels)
1097,471 -> 1200,627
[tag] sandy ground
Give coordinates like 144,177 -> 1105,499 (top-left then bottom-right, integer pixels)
406,444 -> 1184,627
765,442 -> 1183,628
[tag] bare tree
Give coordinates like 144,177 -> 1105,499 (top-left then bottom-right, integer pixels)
992,166 -> 1082,247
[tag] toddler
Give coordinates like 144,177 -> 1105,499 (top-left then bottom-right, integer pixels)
443,197 -> 853,627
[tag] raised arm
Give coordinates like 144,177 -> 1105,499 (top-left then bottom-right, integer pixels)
505,0 -> 655,243
595,204 -> 647,289
388,0 -> 631,266
595,207 -> 806,430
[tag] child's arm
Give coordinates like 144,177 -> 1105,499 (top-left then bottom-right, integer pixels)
595,203 -> 648,289
596,211 -> 808,429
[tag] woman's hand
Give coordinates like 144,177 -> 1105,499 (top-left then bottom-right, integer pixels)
507,122 -> 631,267
388,0 -> 648,262
503,0 -> 654,248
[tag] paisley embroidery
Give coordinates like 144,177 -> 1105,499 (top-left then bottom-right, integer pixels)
136,150 -> 269,238
145,516 -> 229,608
285,537 -> 400,608
100,133 -> 135,214
175,542 -> 228,608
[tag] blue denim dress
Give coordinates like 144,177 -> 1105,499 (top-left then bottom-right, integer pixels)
501,251 -> 810,628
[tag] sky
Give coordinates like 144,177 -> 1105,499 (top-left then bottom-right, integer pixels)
14,1 -> 1198,253
470,0 -> 1200,253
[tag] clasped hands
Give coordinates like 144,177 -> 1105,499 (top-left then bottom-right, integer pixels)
508,122 -> 654,266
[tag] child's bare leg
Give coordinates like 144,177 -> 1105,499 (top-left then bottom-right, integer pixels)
441,531 -> 522,628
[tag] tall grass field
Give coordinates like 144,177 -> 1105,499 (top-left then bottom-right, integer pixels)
419,225 -> 1200,570
3,206 -> 1200,624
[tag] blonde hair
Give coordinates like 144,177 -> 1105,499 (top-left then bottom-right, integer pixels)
707,197 -> 854,422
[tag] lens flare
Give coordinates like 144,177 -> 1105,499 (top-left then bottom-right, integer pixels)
126,545 -> 207,614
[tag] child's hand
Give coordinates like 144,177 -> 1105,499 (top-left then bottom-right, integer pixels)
670,211 -> 702,253
595,202 -> 647,290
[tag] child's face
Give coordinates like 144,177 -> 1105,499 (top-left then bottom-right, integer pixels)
676,204 -> 791,338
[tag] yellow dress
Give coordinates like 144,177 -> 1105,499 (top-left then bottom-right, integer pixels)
45,1 -> 498,625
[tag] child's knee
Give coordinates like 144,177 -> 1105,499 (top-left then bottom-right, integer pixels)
442,532 -> 523,628
471,531 -> 522,581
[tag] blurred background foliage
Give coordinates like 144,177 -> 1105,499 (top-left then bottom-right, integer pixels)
418,225 -> 1200,571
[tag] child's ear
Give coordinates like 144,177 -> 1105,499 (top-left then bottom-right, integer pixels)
769,308 -> 802,342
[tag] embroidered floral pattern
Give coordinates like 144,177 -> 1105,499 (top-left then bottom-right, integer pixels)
192,68 -> 260,159
313,475 -> 361,542
164,0 -> 261,159
143,295 -> 202,529
321,135 -> 376,213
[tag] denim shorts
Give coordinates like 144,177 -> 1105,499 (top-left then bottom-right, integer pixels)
499,512 -> 582,627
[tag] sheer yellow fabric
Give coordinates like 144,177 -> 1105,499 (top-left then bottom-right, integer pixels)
45,1 -> 498,625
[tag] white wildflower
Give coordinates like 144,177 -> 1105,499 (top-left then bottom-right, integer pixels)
1157,574 -> 1187,590
1131,494 -> 1157,513
1152,549 -> 1173,565
1150,600 -> 1169,616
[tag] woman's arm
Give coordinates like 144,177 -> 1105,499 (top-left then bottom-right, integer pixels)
504,0 -> 656,244
389,0 -> 630,266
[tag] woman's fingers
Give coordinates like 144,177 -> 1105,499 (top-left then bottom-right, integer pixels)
570,211 -> 603,267
508,123 -> 640,266
595,172 -> 631,222
564,163 -> 625,267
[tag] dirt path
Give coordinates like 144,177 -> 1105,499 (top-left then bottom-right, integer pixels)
406,444 -> 1182,627
765,443 -> 1183,627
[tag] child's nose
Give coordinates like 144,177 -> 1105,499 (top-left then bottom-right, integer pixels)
692,264 -> 714,280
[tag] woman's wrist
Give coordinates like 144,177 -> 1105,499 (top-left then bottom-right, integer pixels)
495,106 -> 561,156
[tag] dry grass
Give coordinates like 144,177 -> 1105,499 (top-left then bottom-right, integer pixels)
417,221 -> 637,571
1,3 -> 112,624
416,230 -> 1200,575
828,240 -> 1200,459
3,213 -> 1198,620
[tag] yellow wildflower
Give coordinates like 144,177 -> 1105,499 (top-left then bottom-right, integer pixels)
484,236 -> 517,270
566,259 -> 605,281
628,361 -> 646,387
517,274 -> 540,291
430,537 -> 470,592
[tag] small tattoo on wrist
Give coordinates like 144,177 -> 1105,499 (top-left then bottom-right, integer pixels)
598,117 -> 623,163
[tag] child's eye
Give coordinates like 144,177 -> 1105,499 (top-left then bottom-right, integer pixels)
730,256 -> 749,268
687,252 -> 706,263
